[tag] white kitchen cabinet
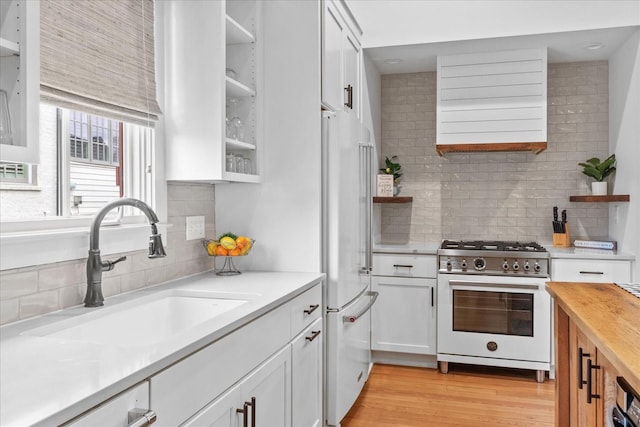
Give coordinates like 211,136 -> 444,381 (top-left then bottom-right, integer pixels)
184,346 -> 291,427
321,0 -> 361,117
163,0 -> 261,183
371,254 -> 437,356
292,318 -> 323,427
0,0 -> 39,164
551,258 -> 632,283
64,382 -> 151,427
149,282 -> 322,427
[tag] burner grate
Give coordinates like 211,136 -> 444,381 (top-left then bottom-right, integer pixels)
440,240 -> 547,252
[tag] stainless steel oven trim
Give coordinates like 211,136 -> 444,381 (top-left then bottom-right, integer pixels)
449,280 -> 540,290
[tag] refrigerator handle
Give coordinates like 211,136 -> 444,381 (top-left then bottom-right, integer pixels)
342,291 -> 378,323
360,143 -> 373,272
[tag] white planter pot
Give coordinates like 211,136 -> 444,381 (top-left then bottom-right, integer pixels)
591,181 -> 607,196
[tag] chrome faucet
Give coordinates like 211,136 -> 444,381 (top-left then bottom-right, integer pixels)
85,198 -> 166,307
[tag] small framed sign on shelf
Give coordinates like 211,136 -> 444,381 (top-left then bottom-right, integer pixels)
376,175 -> 393,197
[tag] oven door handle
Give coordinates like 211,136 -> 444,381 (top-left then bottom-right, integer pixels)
448,280 -> 540,290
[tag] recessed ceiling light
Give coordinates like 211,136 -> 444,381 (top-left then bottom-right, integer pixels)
585,42 -> 604,51
384,58 -> 402,64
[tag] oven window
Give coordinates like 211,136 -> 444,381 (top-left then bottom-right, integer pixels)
452,290 -> 534,337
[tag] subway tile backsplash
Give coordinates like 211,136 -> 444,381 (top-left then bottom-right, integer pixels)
379,61 -> 610,244
0,182 -> 216,325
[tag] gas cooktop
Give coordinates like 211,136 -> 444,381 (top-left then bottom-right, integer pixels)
438,240 -> 549,276
440,240 -> 547,252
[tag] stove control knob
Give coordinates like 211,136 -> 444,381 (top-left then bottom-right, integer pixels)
461,259 -> 468,270
523,261 -> 531,271
502,261 -> 509,271
512,261 -> 520,271
446,259 -> 452,271
534,262 -> 541,272
473,258 -> 486,271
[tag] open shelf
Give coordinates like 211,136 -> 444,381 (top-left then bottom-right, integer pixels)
569,195 -> 630,203
373,196 -> 413,204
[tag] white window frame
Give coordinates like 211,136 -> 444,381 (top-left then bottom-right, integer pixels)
0,106 -> 167,271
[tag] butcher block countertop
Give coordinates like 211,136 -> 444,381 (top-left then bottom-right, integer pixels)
546,281 -> 640,393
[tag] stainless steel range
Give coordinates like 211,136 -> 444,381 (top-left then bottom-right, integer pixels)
437,240 -> 551,383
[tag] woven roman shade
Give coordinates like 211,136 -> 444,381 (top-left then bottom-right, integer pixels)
40,0 -> 161,126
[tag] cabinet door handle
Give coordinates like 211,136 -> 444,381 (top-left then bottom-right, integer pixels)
127,409 -> 157,427
236,397 -> 256,427
305,330 -> 322,342
431,287 -> 434,307
586,359 -> 601,403
393,264 -> 413,269
344,84 -> 353,109
578,347 -> 590,389
579,271 -> 604,275
304,304 -> 320,315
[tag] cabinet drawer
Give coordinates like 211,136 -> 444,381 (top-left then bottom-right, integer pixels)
64,382 -> 149,427
291,283 -> 322,337
551,259 -> 631,283
150,302 -> 291,427
372,254 -> 437,278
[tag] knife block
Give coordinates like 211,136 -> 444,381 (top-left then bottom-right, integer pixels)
553,224 -> 570,248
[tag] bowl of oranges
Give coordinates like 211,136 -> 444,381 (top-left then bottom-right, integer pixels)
204,233 -> 254,257
203,233 -> 254,275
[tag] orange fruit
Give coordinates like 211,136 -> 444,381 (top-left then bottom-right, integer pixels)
236,236 -> 249,249
229,248 -> 241,256
215,245 -> 228,256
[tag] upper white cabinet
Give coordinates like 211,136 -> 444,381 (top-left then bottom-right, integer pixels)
163,0 -> 261,183
0,0 -> 39,164
436,48 -> 547,155
322,0 -> 361,117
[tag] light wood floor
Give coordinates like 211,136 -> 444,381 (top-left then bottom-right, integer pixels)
341,363 -> 555,427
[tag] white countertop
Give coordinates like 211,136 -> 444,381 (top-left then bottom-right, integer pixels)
373,242 -> 440,254
0,270 -> 324,427
374,242 -> 635,261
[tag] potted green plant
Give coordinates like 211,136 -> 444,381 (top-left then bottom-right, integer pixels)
380,156 -> 402,195
578,154 -> 616,196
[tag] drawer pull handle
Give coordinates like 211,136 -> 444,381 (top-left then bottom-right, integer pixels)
127,409 -> 157,427
393,264 -> 413,269
578,347 -> 590,389
586,359 -> 601,404
304,304 -> 320,315
305,330 -> 322,342
579,271 -> 604,275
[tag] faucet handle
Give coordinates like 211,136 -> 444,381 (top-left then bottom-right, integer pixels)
103,256 -> 127,271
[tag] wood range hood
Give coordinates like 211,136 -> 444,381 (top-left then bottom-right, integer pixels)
436,141 -> 547,156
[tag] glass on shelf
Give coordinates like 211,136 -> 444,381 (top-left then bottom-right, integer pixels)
243,157 -> 252,175
0,89 -> 14,145
235,155 -> 245,174
227,97 -> 244,141
226,154 -> 235,172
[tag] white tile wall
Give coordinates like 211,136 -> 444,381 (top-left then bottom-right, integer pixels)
0,182 -> 217,325
379,61 -> 610,244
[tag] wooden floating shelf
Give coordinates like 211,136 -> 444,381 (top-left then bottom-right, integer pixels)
569,195 -> 630,202
373,196 -> 413,204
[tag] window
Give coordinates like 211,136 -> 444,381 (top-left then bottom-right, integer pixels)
69,112 -> 121,166
0,0 -> 164,271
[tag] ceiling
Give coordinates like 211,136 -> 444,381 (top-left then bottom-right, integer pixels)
364,26 -> 639,74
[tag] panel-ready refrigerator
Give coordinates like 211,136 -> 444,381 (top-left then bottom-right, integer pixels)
322,110 -> 377,426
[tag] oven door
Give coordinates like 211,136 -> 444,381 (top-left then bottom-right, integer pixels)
437,274 -> 550,363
